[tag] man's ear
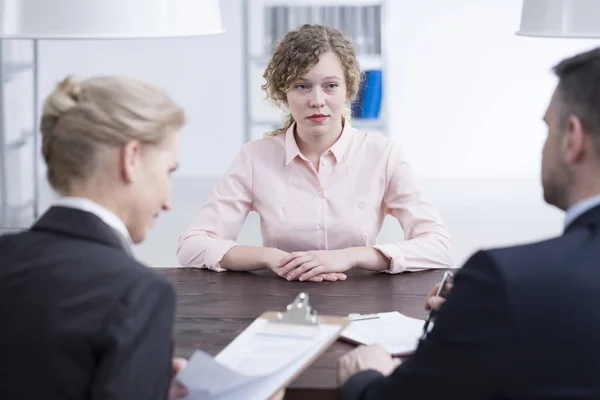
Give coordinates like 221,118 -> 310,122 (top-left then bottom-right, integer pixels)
564,115 -> 586,164
119,140 -> 142,184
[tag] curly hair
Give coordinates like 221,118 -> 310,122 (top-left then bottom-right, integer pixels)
262,24 -> 362,136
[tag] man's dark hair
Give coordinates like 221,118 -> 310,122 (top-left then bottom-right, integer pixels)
553,47 -> 600,142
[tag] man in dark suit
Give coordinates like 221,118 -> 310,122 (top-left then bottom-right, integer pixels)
337,47 -> 600,399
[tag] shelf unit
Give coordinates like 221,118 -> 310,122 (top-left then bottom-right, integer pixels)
242,0 -> 388,142
0,39 -> 39,230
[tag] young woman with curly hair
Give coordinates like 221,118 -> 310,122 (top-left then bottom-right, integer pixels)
178,24 -> 453,282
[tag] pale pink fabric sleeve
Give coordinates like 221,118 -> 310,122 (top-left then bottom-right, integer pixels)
176,146 -> 253,272
371,144 -> 453,273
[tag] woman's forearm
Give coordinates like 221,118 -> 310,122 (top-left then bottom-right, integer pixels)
220,246 -> 288,271
344,247 -> 391,272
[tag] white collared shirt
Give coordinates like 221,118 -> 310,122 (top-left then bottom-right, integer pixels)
564,194 -> 600,230
54,196 -> 133,250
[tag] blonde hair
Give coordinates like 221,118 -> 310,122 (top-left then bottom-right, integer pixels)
261,24 -> 362,136
41,75 -> 185,192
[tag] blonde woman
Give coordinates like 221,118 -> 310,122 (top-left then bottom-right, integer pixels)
0,75 -> 187,399
178,24 -> 453,282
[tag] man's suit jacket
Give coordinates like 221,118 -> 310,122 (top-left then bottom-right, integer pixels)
0,206 -> 176,400
341,204 -> 600,399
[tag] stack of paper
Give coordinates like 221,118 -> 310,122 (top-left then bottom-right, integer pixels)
340,311 -> 425,356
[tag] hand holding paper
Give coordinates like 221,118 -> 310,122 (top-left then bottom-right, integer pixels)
170,357 -> 189,399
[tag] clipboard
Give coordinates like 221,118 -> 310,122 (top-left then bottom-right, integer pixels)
176,293 -> 350,400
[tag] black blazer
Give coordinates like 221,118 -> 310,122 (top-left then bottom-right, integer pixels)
0,206 -> 176,400
342,204 -> 600,399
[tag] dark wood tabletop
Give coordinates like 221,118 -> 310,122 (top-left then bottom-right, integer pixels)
155,267 -> 446,400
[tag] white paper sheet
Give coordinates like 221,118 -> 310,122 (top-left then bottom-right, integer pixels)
215,318 -> 319,376
341,311 -> 424,355
175,350 -> 258,397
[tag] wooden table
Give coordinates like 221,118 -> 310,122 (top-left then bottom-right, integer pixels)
156,268 -> 446,400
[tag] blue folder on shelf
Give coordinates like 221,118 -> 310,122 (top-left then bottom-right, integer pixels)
351,69 -> 382,120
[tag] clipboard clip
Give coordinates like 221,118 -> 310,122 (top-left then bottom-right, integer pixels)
275,292 -> 319,326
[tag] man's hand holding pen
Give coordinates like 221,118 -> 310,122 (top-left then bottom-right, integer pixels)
421,271 -> 454,339
424,277 -> 454,312
336,270 -> 456,386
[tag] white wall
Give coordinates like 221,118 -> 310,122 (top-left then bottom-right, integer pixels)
37,0 -> 244,178
386,0 -> 600,179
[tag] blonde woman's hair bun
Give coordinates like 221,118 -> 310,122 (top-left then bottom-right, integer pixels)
58,75 -> 82,100
44,75 -> 83,119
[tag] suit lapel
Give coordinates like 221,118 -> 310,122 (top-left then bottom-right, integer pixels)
31,206 -> 133,255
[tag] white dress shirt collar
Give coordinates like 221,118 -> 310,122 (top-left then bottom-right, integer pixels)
564,193 -> 600,230
53,196 -> 133,249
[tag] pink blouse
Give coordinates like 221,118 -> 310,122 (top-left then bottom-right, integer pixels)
177,122 -> 453,273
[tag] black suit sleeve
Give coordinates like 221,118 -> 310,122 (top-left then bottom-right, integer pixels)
340,250 -> 514,400
90,275 -> 176,400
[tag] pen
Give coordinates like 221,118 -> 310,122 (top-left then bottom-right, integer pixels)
421,271 -> 453,339
348,313 -> 380,321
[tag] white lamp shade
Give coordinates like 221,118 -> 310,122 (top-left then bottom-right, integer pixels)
517,0 -> 600,38
0,0 -> 225,39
